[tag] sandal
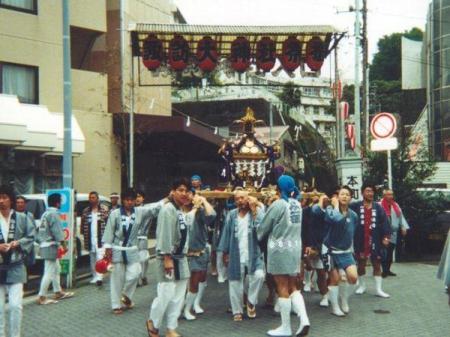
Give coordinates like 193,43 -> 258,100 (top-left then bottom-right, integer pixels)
37,297 -> 58,305
121,295 -> 134,310
233,313 -> 243,321
247,303 -> 256,319
146,320 -> 160,337
54,291 -> 74,300
112,308 -> 123,315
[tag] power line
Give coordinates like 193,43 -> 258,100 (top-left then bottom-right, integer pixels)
369,8 -> 450,25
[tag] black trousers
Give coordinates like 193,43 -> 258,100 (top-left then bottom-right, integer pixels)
382,243 -> 396,273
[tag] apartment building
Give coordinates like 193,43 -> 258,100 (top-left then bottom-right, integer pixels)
0,0 -> 181,195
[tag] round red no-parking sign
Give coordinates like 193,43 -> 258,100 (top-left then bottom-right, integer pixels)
370,112 -> 397,139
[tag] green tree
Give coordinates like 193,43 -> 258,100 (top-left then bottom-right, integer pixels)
370,27 -> 424,81
277,82 -> 302,109
363,127 -> 446,257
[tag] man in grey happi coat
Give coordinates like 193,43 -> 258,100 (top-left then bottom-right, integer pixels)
102,188 -> 164,314
257,175 -> 310,337
135,190 -> 152,286
183,193 -> 216,320
0,185 -> 34,337
217,190 -> 265,321
147,178 -> 193,337
37,193 -> 74,305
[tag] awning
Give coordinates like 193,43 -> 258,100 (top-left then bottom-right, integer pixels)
0,94 -> 85,154
130,23 -> 341,58
0,95 -> 28,145
114,113 -> 223,146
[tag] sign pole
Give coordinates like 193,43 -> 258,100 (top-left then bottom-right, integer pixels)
387,149 -> 393,189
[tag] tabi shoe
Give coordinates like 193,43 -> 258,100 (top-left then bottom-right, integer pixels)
319,294 -> 329,307
355,277 -> 366,295
291,291 -> 310,337
89,278 -> 97,284
274,298 -> 281,313
183,292 -> 197,321
37,296 -> 58,305
54,291 -> 74,300
339,283 -> 350,314
194,282 -> 206,314
303,283 -> 311,293
374,276 -> 390,298
165,329 -> 182,337
328,286 -> 345,317
267,298 -> 292,337
146,320 -> 159,337
96,280 -> 103,287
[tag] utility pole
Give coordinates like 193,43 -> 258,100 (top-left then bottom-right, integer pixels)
362,0 -> 370,151
354,0 -> 362,153
62,0 -> 72,188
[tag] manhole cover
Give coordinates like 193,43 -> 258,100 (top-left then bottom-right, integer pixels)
373,309 -> 391,314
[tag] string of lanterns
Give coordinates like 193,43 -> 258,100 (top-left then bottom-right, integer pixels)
141,34 -> 328,77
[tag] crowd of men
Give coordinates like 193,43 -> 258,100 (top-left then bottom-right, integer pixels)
0,174 -> 413,337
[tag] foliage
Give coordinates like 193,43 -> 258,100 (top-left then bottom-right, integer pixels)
363,127 -> 446,233
277,82 -> 302,109
370,27 -> 424,81
341,81 -> 425,126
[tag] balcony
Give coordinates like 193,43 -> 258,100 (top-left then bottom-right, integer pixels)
71,69 -> 107,113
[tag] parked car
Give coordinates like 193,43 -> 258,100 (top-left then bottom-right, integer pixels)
23,193 -> 111,258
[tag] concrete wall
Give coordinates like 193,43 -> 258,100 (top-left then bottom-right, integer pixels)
72,109 -> 121,195
0,1 -> 107,112
72,69 -> 120,195
0,1 -> 63,112
71,0 -> 106,31
0,3 -> 120,194
106,0 -> 173,116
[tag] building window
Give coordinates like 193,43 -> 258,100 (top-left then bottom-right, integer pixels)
0,62 -> 38,104
313,106 -> 320,115
0,0 -> 37,14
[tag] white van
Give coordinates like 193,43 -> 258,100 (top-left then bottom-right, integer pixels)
23,193 -> 111,258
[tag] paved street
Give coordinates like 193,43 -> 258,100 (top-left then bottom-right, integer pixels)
20,261 -> 449,337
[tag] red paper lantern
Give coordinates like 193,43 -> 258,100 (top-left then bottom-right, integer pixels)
280,36 -> 302,72
142,34 -> 164,71
346,123 -> 355,139
350,136 -> 356,150
256,37 -> 276,72
340,101 -> 349,120
229,37 -> 251,73
306,36 -> 326,72
168,35 -> 190,71
196,36 -> 218,72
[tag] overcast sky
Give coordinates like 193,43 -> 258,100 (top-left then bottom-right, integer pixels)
174,0 -> 430,81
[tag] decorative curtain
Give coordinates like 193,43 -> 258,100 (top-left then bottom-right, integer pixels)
2,63 -> 36,103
